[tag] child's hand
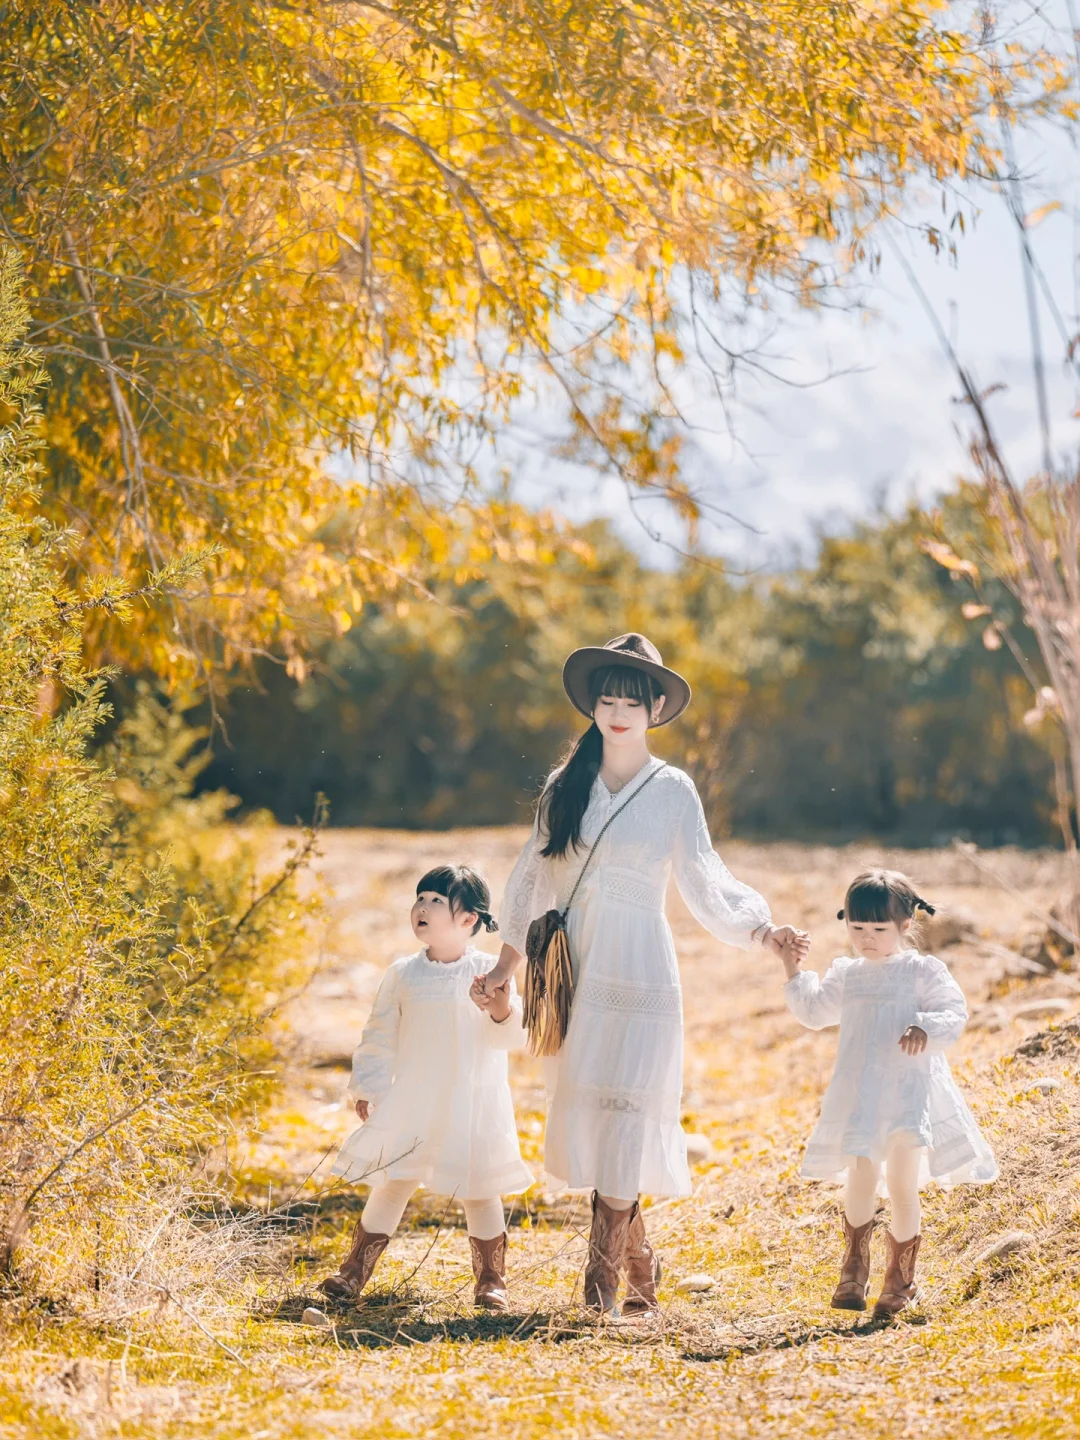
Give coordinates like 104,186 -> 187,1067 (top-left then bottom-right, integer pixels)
764,924 -> 810,967
354,1098 -> 371,1121
899,1026 -> 928,1056
486,977 -> 512,1024
778,931 -> 807,981
470,974 -> 492,1012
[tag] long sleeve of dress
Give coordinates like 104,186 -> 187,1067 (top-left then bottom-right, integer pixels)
785,960 -> 850,1030
498,806 -> 556,954
482,985 -> 528,1052
346,961 -> 404,1101
672,779 -> 771,950
914,956 -> 968,1053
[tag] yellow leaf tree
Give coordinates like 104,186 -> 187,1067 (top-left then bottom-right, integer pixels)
4,0 -> 1013,682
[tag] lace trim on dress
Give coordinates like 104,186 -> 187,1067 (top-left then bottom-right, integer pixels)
576,976 -> 682,1017
599,869 -> 666,911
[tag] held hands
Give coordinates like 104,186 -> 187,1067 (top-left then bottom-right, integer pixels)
899,1025 -> 928,1056
773,927 -> 809,981
764,923 -> 810,978
470,972 -> 512,1023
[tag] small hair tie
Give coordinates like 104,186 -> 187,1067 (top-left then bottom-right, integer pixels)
915,898 -> 936,916
836,908 -> 846,921
479,912 -> 499,933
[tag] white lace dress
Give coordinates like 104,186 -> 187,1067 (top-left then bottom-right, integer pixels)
786,950 -> 998,1186
330,946 -> 534,1198
499,758 -> 771,1199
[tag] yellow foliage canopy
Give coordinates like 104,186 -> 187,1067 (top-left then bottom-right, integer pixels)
3,0 -> 1010,681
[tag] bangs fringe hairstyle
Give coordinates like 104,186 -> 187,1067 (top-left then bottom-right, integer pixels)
540,663 -> 663,860
416,865 -> 498,935
838,868 -> 936,927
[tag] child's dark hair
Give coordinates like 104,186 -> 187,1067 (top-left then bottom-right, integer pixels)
540,662 -> 664,859
416,865 -> 498,935
838,869 -> 936,925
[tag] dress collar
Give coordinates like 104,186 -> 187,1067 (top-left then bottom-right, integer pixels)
596,754 -> 662,800
420,944 -> 477,967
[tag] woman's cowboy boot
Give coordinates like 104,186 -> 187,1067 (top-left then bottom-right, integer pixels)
470,1233 -> 509,1311
621,1202 -> 662,1316
318,1220 -> 390,1302
831,1216 -> 876,1311
583,1192 -> 634,1314
872,1232 -> 921,1320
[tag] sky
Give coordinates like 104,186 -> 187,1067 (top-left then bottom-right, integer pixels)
495,12 -> 1080,572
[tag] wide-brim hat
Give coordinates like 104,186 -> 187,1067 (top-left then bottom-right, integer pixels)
562,633 -> 692,728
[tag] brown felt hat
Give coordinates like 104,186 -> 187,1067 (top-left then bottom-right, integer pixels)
562,633 -> 692,728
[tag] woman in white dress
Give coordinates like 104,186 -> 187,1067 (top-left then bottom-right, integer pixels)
472,633 -> 808,1315
782,868 -> 997,1320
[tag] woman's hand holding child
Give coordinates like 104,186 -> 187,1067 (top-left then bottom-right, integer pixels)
764,924 -> 810,967
777,930 -> 807,981
471,974 -> 513,1023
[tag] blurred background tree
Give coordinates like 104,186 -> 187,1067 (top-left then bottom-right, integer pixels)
200,489 -> 1053,845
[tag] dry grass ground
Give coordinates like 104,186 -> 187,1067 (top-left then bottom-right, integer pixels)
6,830 -> 1080,1438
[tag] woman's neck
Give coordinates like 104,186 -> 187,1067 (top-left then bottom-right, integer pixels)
424,940 -> 471,964
600,741 -> 651,783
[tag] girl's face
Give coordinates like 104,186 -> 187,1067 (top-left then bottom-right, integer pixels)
593,689 -> 664,744
846,917 -> 912,962
411,890 -> 477,949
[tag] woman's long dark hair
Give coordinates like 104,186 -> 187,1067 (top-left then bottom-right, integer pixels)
540,663 -> 662,859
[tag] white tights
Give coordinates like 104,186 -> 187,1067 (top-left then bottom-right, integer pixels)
360,1178 -> 506,1241
844,1139 -> 922,1242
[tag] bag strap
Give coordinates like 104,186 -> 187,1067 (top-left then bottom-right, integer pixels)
562,762 -> 667,917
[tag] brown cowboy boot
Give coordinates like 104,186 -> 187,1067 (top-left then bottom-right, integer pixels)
872,1232 -> 921,1320
831,1215 -> 876,1311
583,1192 -> 634,1314
318,1220 -> 390,1302
470,1232 -> 509,1310
621,1202 -> 661,1316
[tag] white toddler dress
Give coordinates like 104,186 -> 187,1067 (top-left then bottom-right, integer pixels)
785,949 -> 998,1185
500,758 -> 771,1200
330,946 -> 534,1199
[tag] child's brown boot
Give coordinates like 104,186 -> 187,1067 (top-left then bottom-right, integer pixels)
831,1215 -> 876,1311
318,1220 -> 390,1302
872,1232 -> 921,1320
470,1233 -> 509,1310
583,1192 -> 633,1313
621,1202 -> 661,1316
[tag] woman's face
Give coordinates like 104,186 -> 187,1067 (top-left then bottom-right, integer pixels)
592,689 -> 664,745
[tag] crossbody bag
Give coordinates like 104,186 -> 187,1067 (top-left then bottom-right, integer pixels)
522,762 -> 667,1056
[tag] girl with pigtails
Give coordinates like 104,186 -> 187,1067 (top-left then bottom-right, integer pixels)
320,864 -> 533,1311
472,633 -> 809,1316
781,868 -> 998,1320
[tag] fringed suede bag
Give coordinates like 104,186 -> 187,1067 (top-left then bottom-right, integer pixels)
522,763 -> 667,1057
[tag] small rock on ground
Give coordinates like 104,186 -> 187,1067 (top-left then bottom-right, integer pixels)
685,1133 -> 714,1164
302,1306 -> 333,1327
974,1232 -> 1034,1265
1012,998 -> 1072,1021
676,1274 -> 715,1294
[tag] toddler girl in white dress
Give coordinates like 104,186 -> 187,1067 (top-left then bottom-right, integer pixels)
319,864 -> 533,1310
782,868 -> 997,1319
